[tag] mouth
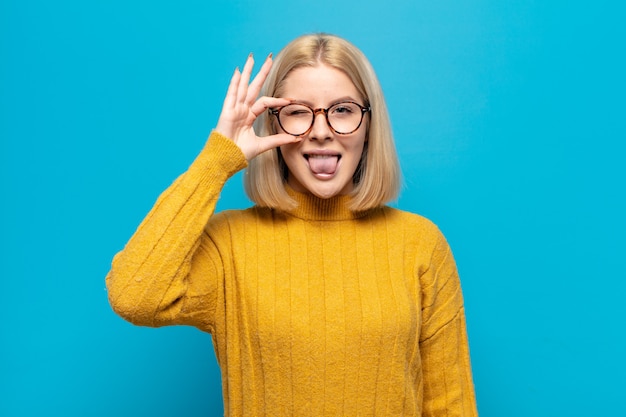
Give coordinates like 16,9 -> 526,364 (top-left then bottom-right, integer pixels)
304,152 -> 342,178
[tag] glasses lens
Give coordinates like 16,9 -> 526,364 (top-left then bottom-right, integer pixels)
278,104 -> 313,136
328,102 -> 363,134
276,102 -> 366,135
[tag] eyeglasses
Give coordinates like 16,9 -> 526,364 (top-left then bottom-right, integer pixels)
269,101 -> 371,136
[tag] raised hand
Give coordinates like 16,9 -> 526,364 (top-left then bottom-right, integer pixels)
215,53 -> 301,161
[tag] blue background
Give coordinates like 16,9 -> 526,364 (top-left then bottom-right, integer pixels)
2,1 -> 625,416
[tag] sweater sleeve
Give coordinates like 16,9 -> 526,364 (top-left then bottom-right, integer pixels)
105,131 -> 248,333
419,230 -> 478,417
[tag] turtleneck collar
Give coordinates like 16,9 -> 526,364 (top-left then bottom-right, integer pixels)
282,187 -> 370,221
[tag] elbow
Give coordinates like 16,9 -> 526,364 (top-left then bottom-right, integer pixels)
105,271 -> 155,327
107,294 -> 150,326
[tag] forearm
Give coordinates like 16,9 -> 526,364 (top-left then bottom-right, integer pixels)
418,229 -> 478,416
420,308 -> 478,416
105,132 -> 247,327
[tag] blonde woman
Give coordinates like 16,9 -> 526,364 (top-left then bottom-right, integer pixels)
106,33 -> 478,417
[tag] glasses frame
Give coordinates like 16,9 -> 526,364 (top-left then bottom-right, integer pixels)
269,101 -> 371,136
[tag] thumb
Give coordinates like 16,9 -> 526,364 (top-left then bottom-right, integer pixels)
256,133 -> 303,155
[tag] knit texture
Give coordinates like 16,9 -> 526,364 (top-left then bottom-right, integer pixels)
106,132 -> 478,416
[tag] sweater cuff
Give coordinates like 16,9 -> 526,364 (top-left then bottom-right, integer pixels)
189,131 -> 249,182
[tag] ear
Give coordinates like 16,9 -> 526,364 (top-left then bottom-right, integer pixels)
363,105 -> 371,141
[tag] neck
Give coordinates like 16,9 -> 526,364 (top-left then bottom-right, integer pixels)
283,187 -> 369,221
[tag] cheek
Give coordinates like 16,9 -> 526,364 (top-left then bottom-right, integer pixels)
349,133 -> 367,157
279,143 -> 299,166
352,137 -> 368,170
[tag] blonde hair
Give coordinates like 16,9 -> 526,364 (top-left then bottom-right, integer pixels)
244,33 -> 401,211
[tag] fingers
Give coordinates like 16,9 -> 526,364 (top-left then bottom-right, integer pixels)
236,54 -> 254,103
246,53 -> 273,103
222,66 -> 241,110
239,131 -> 302,162
227,53 -> 274,109
250,96 -> 291,117
217,53 -> 285,152
256,133 -> 303,155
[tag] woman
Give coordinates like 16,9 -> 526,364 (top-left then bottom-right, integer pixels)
106,33 -> 478,416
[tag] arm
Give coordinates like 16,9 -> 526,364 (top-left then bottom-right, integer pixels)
105,53 -> 299,331
419,231 -> 478,416
105,132 -> 247,331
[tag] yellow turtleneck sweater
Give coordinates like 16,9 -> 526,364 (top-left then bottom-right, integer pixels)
106,132 -> 478,416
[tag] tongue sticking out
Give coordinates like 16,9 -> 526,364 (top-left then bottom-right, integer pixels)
308,155 -> 339,175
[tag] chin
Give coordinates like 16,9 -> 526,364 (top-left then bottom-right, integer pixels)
306,181 -> 352,200
287,171 -> 354,200
310,189 -> 341,200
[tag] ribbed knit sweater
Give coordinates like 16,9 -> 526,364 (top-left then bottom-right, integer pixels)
106,132 -> 478,416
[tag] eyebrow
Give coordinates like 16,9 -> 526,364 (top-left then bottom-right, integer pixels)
293,96 -> 361,107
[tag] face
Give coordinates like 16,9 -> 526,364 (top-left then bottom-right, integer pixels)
277,64 -> 368,200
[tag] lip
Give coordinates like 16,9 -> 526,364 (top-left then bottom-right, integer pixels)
302,149 -> 342,158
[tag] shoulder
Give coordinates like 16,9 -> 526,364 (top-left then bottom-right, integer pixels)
374,206 -> 453,262
205,206 -> 276,234
378,206 -> 444,239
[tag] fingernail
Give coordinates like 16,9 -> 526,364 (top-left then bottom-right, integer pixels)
248,52 -> 253,58
267,52 -> 273,59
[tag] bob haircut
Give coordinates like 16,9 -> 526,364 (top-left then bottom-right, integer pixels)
244,33 -> 401,211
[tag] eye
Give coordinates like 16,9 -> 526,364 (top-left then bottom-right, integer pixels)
330,103 -> 357,115
282,105 -> 312,117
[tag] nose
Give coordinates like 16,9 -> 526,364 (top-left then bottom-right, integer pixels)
308,109 -> 332,141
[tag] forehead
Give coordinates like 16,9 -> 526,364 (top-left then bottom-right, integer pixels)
281,64 -> 362,103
